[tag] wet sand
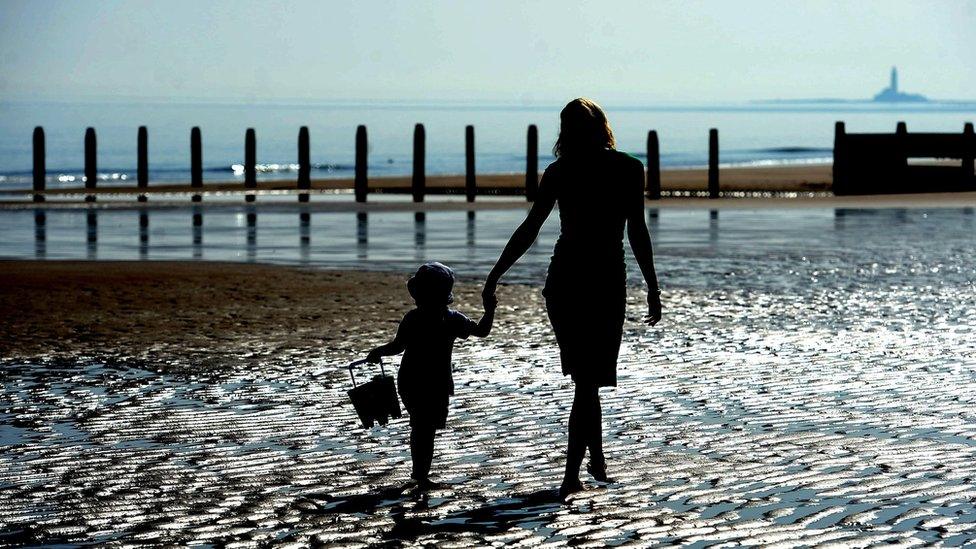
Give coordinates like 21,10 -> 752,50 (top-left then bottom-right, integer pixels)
8,163 -> 833,197
0,261 -> 531,363
3,248 -> 976,545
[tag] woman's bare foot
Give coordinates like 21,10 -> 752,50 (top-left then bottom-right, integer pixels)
587,458 -> 613,483
558,478 -> 585,500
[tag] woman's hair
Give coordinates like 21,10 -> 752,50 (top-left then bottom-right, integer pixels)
553,98 -> 616,158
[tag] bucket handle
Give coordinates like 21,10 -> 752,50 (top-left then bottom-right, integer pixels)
347,357 -> 385,387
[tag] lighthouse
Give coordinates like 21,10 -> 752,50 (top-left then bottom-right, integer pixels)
873,66 -> 926,102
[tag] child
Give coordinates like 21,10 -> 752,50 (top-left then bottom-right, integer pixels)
366,262 -> 496,488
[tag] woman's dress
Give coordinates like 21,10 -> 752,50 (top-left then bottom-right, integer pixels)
540,149 -> 644,387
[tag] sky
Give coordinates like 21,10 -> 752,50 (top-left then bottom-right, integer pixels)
1,0 -> 974,104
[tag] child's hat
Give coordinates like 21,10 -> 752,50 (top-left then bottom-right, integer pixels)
407,262 -> 455,305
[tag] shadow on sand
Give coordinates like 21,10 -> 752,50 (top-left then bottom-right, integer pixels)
298,485 -> 563,540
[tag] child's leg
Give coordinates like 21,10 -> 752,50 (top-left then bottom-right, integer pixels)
410,425 -> 436,482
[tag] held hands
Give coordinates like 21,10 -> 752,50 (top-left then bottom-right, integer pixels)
481,277 -> 497,305
483,292 -> 498,313
645,290 -> 663,326
482,276 -> 498,312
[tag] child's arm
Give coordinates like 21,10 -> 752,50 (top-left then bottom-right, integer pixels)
366,315 -> 410,362
366,339 -> 404,363
469,294 -> 497,338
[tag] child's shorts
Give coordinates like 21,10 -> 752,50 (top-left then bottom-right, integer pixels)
405,395 -> 449,430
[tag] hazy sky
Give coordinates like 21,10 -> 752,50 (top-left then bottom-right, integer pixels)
1,0 -> 974,104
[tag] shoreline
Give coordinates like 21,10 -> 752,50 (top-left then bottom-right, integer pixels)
3,163 -> 833,197
4,190 -> 976,211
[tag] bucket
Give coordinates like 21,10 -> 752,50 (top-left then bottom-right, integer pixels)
346,358 -> 402,429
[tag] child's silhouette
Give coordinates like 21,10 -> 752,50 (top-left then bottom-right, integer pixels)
367,262 -> 496,488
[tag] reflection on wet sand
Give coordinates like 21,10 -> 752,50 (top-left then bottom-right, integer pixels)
246,208 -> 257,261
466,211 -> 476,247
193,207 -> 203,260
414,212 -> 426,258
646,208 -> 658,234
466,211 -> 476,260
709,209 -> 719,245
33,209 -> 45,258
356,212 -> 367,260
300,211 -> 310,262
86,211 -> 97,259
16,207 -> 976,284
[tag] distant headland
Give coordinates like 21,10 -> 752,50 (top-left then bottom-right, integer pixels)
752,67 -> 972,105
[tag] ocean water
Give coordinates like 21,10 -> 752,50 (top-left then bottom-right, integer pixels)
0,100 -> 974,190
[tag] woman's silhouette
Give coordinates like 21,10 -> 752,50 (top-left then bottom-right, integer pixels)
482,98 -> 662,498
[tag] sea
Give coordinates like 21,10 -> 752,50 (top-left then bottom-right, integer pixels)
1,99 -> 975,190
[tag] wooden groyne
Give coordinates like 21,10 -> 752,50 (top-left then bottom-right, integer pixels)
834,121 -> 976,195
26,124 -> 751,202
49,119 -> 973,203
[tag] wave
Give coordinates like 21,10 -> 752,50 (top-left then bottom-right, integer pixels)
0,162 -> 356,184
750,147 -> 833,154
226,162 -> 353,175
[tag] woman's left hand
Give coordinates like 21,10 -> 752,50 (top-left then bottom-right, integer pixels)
481,277 -> 498,304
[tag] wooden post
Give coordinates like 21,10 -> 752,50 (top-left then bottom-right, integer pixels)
85,127 -> 97,202
465,125 -> 476,202
708,128 -> 719,199
355,125 -> 368,203
191,127 -> 202,202
245,128 -> 256,203
412,123 -> 425,203
298,126 -> 310,203
964,122 -> 975,186
833,121 -> 846,195
526,124 -> 538,201
646,130 -> 661,200
32,127 -> 45,203
895,121 -> 908,188
137,126 -> 148,202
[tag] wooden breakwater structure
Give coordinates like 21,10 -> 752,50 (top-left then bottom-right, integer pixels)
834,121 -> 976,195
27,124 -> 733,203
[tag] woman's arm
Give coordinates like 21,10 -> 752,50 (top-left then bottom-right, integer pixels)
482,173 -> 556,296
626,160 -> 662,325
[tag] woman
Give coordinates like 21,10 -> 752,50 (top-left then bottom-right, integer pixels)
482,98 -> 662,498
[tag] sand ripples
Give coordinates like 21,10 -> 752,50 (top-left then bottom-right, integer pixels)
3,209 -> 976,545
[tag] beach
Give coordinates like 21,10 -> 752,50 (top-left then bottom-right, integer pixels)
3,202 -> 976,545
4,243 -> 976,545
0,261 -> 538,362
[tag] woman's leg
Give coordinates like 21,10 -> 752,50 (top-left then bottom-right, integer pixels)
587,388 -> 604,465
563,382 -> 599,492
